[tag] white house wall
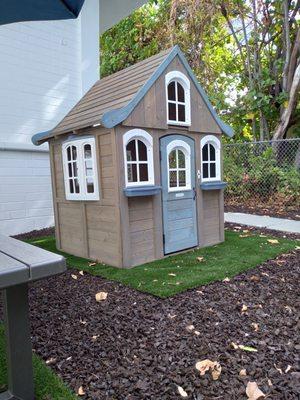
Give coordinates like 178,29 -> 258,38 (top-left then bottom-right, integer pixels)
0,1 -> 99,235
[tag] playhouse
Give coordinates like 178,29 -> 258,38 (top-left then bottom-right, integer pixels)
33,46 -> 233,268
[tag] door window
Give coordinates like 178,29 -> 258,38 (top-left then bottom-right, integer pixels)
167,140 -> 191,191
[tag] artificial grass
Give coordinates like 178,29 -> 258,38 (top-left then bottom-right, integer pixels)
0,325 -> 76,399
27,230 -> 298,298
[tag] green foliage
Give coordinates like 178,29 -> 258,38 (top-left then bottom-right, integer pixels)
224,146 -> 300,201
27,232 -> 297,298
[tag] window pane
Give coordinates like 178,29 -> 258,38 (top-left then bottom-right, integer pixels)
84,144 -> 92,159
202,144 -> 209,161
71,146 -> 77,160
209,144 -> 216,161
203,163 -> 209,178
126,140 -> 136,161
169,150 -> 177,168
210,162 -> 216,178
177,82 -> 185,102
178,104 -> 185,122
179,170 -> 186,187
72,162 -> 78,177
85,159 -> 93,176
168,81 -> 176,101
178,150 -> 185,168
169,170 -> 177,187
138,140 -> 147,161
74,179 -> 80,193
67,147 -> 71,161
139,163 -> 149,182
69,179 -> 74,193
168,102 -> 176,121
127,163 -> 137,182
86,177 -> 94,193
68,163 -> 72,177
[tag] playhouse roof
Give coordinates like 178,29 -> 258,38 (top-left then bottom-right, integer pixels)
32,46 -> 233,145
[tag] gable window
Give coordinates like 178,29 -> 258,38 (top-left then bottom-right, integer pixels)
123,129 -> 154,187
201,135 -> 221,182
167,140 -> 191,191
62,137 -> 99,200
165,71 -> 191,126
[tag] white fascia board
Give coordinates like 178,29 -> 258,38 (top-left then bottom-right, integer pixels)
99,0 -> 149,33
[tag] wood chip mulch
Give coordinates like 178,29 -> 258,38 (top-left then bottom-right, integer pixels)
24,234 -> 300,399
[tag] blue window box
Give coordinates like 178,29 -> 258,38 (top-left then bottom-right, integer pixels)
200,181 -> 227,190
124,185 -> 162,197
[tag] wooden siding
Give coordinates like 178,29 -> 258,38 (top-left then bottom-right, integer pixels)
123,55 -> 222,134
50,128 -> 122,267
201,191 -> 222,246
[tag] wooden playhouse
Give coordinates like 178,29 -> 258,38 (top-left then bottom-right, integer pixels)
32,46 -> 233,268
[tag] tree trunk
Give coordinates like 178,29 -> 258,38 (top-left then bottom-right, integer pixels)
273,63 -> 300,140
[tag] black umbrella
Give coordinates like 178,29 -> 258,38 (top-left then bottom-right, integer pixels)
0,0 -> 85,25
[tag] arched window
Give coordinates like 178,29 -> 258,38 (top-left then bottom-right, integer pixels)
123,129 -> 154,187
201,135 -> 221,182
165,71 -> 191,126
167,139 -> 191,191
62,137 -> 99,200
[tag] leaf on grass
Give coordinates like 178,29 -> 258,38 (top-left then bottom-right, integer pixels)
177,386 -> 188,398
77,386 -> 85,396
168,273 -> 176,277
295,246 -> 300,250
71,274 -> 78,280
195,359 -> 221,380
153,279 -> 158,282
246,381 -> 265,400
88,262 -> 97,266
239,369 -> 247,377
223,277 -> 230,282
197,256 -> 205,262
95,292 -> 108,302
240,234 -> 251,238
267,239 -> 279,244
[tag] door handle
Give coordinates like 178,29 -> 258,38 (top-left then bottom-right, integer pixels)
193,187 -> 197,200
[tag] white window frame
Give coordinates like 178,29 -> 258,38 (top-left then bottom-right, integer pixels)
165,70 -> 191,126
62,137 -> 99,201
167,139 -> 191,192
200,135 -> 221,182
123,129 -> 154,187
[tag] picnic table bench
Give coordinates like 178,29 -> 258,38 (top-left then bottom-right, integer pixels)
0,234 -> 66,400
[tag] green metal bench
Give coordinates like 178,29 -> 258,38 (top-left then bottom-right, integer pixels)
0,234 -> 66,400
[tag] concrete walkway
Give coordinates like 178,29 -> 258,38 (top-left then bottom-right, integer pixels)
225,212 -> 300,234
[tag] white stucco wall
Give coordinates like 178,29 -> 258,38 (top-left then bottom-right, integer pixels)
0,0 -> 99,235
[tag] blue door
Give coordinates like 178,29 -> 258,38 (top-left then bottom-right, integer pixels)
160,135 -> 198,254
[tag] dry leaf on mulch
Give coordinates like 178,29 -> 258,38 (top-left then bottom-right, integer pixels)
71,274 -> 77,280
246,381 -> 265,399
195,359 -> 222,380
239,369 -> 247,377
177,385 -> 188,398
77,386 -> 85,396
95,292 -> 108,302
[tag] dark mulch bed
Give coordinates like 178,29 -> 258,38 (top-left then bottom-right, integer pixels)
21,239 -> 299,399
13,226 -> 55,240
225,222 -> 300,241
225,202 -> 300,221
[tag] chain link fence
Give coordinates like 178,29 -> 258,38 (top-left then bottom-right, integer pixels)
223,138 -> 300,216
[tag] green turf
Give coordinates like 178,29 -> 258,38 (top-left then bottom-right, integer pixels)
27,230 -> 298,298
0,325 -> 76,399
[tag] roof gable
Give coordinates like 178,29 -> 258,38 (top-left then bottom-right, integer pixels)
32,46 -> 233,145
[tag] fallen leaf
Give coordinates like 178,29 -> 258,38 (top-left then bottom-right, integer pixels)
267,379 -> 273,387
251,323 -> 259,332
195,359 -> 221,380
240,234 -> 250,238
197,256 -> 205,262
45,357 -> 56,365
239,369 -> 247,377
168,273 -> 176,277
239,345 -> 258,352
261,272 -> 269,277
79,270 -> 84,276
186,324 -> 195,332
92,335 -> 99,340
295,246 -> 300,250
71,274 -> 77,280
274,364 -> 283,374
79,319 -> 87,325
177,386 -> 188,398
241,304 -> 248,313
66,356 -> 72,361
153,279 -> 158,282
168,313 -> 177,319
267,239 -> 279,244
246,381 -> 265,399
285,365 -> 292,373
250,275 -> 260,283
223,277 -> 230,282
88,262 -> 97,266
231,342 -> 239,350
194,330 -> 200,336
77,386 -> 85,396
95,292 -> 108,302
